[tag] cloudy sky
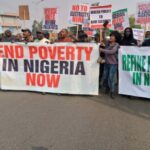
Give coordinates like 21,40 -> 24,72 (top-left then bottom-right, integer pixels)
0,0 -> 149,30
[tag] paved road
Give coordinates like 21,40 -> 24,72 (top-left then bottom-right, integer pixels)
0,90 -> 150,150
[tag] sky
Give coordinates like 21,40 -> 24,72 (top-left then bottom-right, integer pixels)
0,0 -> 149,30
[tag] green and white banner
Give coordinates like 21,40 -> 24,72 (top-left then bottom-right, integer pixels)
119,46 -> 150,98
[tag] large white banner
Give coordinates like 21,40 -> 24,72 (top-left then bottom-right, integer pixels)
0,43 -> 99,95
119,46 -> 150,98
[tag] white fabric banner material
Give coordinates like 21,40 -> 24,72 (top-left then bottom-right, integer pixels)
0,43 -> 99,95
119,46 -> 150,98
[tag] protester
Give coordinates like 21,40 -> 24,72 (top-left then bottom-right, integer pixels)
99,31 -> 121,99
142,31 -> 150,46
121,27 -> 137,46
44,31 -> 50,40
15,33 -> 22,42
101,20 -> 110,45
77,30 -> 88,42
56,29 -> 73,42
34,30 -> 50,43
21,28 -> 34,43
94,33 -> 105,89
1,30 -> 14,42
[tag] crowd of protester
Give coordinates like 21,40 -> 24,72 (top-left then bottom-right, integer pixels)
0,23 -> 150,99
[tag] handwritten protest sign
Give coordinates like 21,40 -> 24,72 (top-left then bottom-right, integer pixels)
133,28 -> 145,41
69,4 -> 89,25
136,2 -> 150,24
82,23 -> 94,37
44,8 -> 58,30
112,8 -> 129,31
90,5 -> 112,29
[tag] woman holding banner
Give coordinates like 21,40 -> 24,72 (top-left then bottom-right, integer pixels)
121,27 -> 137,46
100,31 -> 121,99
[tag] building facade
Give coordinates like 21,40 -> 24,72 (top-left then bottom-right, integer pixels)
0,13 -> 21,34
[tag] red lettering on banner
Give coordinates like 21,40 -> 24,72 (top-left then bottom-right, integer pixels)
76,46 -> 93,61
0,45 -> 4,58
47,74 -> 60,88
57,46 -> 65,60
28,45 -> 93,61
0,45 -> 24,58
26,73 -> 60,88
76,47 -> 82,60
4,45 -> 14,58
47,46 -> 57,60
85,47 -> 93,61
29,46 -> 37,59
15,46 -> 24,58
39,46 -> 48,59
66,46 -> 75,60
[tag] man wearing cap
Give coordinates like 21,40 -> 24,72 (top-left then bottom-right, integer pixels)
34,30 -> 50,44
21,28 -> 34,42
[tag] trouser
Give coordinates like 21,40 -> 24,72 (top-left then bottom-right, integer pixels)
102,64 -> 117,93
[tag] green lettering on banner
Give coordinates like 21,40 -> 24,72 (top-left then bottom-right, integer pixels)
141,56 -> 146,72
122,55 -> 127,71
127,55 -> 131,71
130,55 -> 136,71
148,56 -> 150,72
144,73 -> 150,86
133,72 -> 141,85
136,56 -> 141,72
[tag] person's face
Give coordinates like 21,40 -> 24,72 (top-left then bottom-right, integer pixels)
15,34 -> 22,40
37,32 -> 44,40
23,31 -> 30,38
145,31 -> 150,38
125,29 -> 131,37
60,29 -> 67,38
95,36 -> 100,43
110,35 -> 116,43
5,31 -> 11,37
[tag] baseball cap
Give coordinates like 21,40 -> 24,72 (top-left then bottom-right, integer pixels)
36,29 -> 44,34
21,28 -> 31,34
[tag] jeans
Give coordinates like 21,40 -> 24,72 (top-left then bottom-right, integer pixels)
102,64 -> 117,93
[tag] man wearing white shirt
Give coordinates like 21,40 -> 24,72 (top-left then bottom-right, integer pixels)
34,30 -> 50,44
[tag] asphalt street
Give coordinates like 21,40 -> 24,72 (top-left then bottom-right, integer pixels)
0,90 -> 150,150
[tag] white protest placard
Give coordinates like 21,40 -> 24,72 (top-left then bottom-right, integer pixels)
90,5 -> 112,29
136,2 -> 150,24
69,4 -> 90,25
43,8 -> 58,30
133,28 -> 145,41
112,8 -> 129,31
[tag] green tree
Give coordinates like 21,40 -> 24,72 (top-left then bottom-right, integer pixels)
129,16 -> 141,29
32,20 -> 43,36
